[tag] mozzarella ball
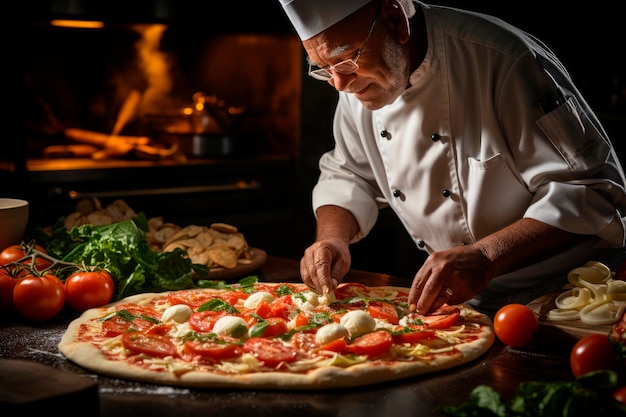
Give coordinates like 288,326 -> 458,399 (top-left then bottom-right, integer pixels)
340,310 -> 376,336
243,291 -> 275,309
161,304 -> 193,323
315,322 -> 349,346
212,316 -> 249,338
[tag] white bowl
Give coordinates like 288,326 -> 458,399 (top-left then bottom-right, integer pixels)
0,198 -> 29,251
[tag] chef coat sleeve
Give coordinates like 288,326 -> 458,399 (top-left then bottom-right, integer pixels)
499,51 -> 626,248
312,94 -> 382,243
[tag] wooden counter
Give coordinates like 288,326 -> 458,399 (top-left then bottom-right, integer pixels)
0,256 -> 579,417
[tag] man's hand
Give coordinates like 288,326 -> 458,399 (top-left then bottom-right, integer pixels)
300,238 -> 351,294
408,245 -> 493,314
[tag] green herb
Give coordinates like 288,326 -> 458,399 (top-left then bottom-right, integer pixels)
439,370 -> 626,417
249,320 -> 269,338
197,299 -> 240,314
276,285 -> 295,296
38,218 -> 209,301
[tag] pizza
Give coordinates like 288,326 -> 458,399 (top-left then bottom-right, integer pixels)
58,278 -> 495,390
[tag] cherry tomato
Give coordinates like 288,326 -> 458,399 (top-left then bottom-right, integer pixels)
64,270 -> 115,312
0,244 -> 52,271
121,331 -> 178,358
243,337 -> 297,367
0,270 -> 19,315
493,304 -> 539,348
346,330 -> 393,356
615,260 -> 626,280
13,274 -> 66,321
613,386 -> 626,404
570,333 -> 616,377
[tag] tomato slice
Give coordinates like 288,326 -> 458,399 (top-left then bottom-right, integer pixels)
407,305 -> 461,329
167,290 -> 226,309
183,340 -> 241,360
292,332 -> 317,351
367,301 -> 399,324
145,323 -> 173,336
101,314 -> 156,337
188,310 -> 229,332
121,332 -> 178,358
333,282 -> 370,299
242,338 -> 297,367
346,330 -> 393,356
317,338 -> 348,353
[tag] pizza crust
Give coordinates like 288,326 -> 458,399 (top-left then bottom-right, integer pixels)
58,285 -> 495,390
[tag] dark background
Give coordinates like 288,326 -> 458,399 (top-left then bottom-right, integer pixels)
4,0 -> 625,279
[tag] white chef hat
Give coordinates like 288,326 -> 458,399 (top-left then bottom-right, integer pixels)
279,0 -> 373,40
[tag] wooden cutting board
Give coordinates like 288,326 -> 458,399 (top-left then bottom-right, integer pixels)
526,290 -> 613,339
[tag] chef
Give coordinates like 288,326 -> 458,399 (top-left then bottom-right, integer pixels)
278,0 -> 626,314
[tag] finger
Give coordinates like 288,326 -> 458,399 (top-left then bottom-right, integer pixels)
299,257 -> 317,292
408,270 -> 429,312
313,247 -> 333,294
414,276 -> 445,314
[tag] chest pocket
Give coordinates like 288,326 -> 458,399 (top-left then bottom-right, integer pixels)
467,154 -> 533,236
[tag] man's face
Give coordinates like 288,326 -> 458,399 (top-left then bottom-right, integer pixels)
303,8 -> 410,110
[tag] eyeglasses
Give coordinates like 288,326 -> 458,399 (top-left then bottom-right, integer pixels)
307,12 -> 378,81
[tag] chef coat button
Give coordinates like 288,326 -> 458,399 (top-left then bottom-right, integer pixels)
381,130 -> 390,139
431,133 -> 441,142
442,189 -> 451,198
392,189 -> 405,201
417,240 -> 425,248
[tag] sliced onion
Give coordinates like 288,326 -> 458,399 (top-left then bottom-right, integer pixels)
579,300 -> 626,325
567,263 -> 611,286
554,287 -> 592,310
546,308 -> 580,321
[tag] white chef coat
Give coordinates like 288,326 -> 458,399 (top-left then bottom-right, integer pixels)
311,1 -> 626,309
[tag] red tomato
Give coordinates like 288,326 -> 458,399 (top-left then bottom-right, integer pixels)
13,274 -> 66,321
101,312 -> 157,337
0,270 -> 19,315
317,338 -> 348,353
260,317 -> 289,337
367,301 -> 399,324
408,305 -> 461,329
253,300 -> 272,319
188,310 -> 229,332
292,332 -> 317,351
183,340 -> 241,360
0,244 -> 52,271
613,386 -> 626,404
346,330 -> 393,356
243,338 -> 297,367
64,270 -> 115,312
167,290 -> 225,310
493,304 -> 539,348
570,333 -> 616,377
121,331 -> 178,358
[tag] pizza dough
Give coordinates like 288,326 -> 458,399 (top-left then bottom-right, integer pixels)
58,282 -> 494,390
